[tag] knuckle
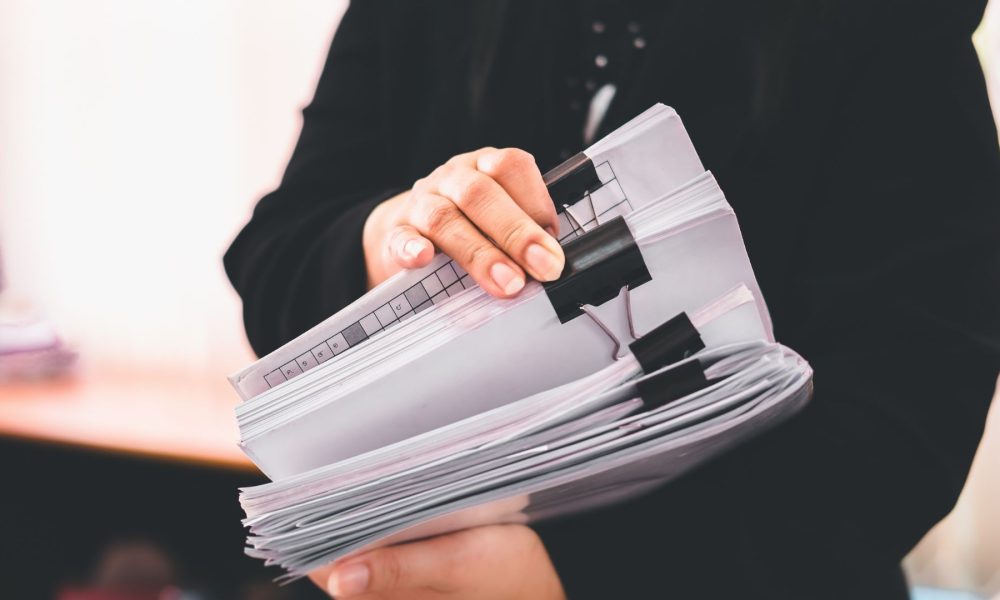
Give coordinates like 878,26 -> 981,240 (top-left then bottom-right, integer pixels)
462,241 -> 496,270
446,152 -> 474,166
498,147 -> 535,170
431,163 -> 456,182
411,176 -> 431,193
453,173 -> 493,209
483,147 -> 535,176
467,146 -> 497,165
420,200 -> 459,235
497,219 -> 534,252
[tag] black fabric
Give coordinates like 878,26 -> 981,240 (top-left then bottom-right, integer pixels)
223,1 -> 1000,598
551,0 -> 667,155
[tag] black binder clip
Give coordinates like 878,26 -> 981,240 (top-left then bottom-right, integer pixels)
636,360 -> 712,410
629,312 -> 712,409
543,151 -> 603,211
628,312 -> 705,374
542,216 -> 651,323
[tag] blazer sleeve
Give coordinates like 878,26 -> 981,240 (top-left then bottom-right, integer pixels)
738,10 -> 1000,584
224,1 -> 405,357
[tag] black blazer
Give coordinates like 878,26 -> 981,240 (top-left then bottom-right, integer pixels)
225,2 -> 1000,597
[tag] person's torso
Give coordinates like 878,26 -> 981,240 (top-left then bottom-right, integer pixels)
359,2 -> 912,597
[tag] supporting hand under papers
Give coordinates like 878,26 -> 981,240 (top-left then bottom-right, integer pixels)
362,147 -> 566,298
309,525 -> 566,600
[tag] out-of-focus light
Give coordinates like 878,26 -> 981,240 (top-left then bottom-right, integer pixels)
0,0 -> 347,376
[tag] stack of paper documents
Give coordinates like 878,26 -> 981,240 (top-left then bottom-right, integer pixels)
229,104 -> 812,579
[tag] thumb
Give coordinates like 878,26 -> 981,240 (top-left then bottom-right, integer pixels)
387,224 -> 435,269
327,539 -> 459,597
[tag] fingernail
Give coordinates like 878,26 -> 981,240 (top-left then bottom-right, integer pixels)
490,262 -> 525,295
402,238 -> 428,260
525,243 -> 564,281
329,562 -> 370,596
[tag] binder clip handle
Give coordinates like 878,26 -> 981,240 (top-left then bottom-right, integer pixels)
543,152 -> 603,210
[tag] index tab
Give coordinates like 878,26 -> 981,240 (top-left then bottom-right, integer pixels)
542,216 -> 651,323
543,152 -> 602,210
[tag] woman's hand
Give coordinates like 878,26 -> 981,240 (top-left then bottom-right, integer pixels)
351,151 -> 567,597
309,525 -> 566,600
363,148 -> 565,297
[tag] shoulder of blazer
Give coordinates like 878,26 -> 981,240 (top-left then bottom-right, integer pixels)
368,1 -> 486,49
888,0 -> 988,36
815,0 -> 987,45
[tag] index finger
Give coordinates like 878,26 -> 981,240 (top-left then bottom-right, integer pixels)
452,148 -> 559,237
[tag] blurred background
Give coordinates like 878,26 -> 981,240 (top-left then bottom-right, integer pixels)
0,1 -> 997,598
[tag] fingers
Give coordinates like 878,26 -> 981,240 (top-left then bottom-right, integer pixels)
327,536 -> 463,597
314,526 -> 562,600
406,191 -> 527,297
386,224 -> 434,269
474,147 -> 559,238
326,528 -> 514,596
371,147 -> 565,299
429,164 -> 564,283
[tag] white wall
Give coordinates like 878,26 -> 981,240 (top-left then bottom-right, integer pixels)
0,0 -> 348,375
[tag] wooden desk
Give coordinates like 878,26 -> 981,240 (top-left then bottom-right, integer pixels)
0,366 -> 254,470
